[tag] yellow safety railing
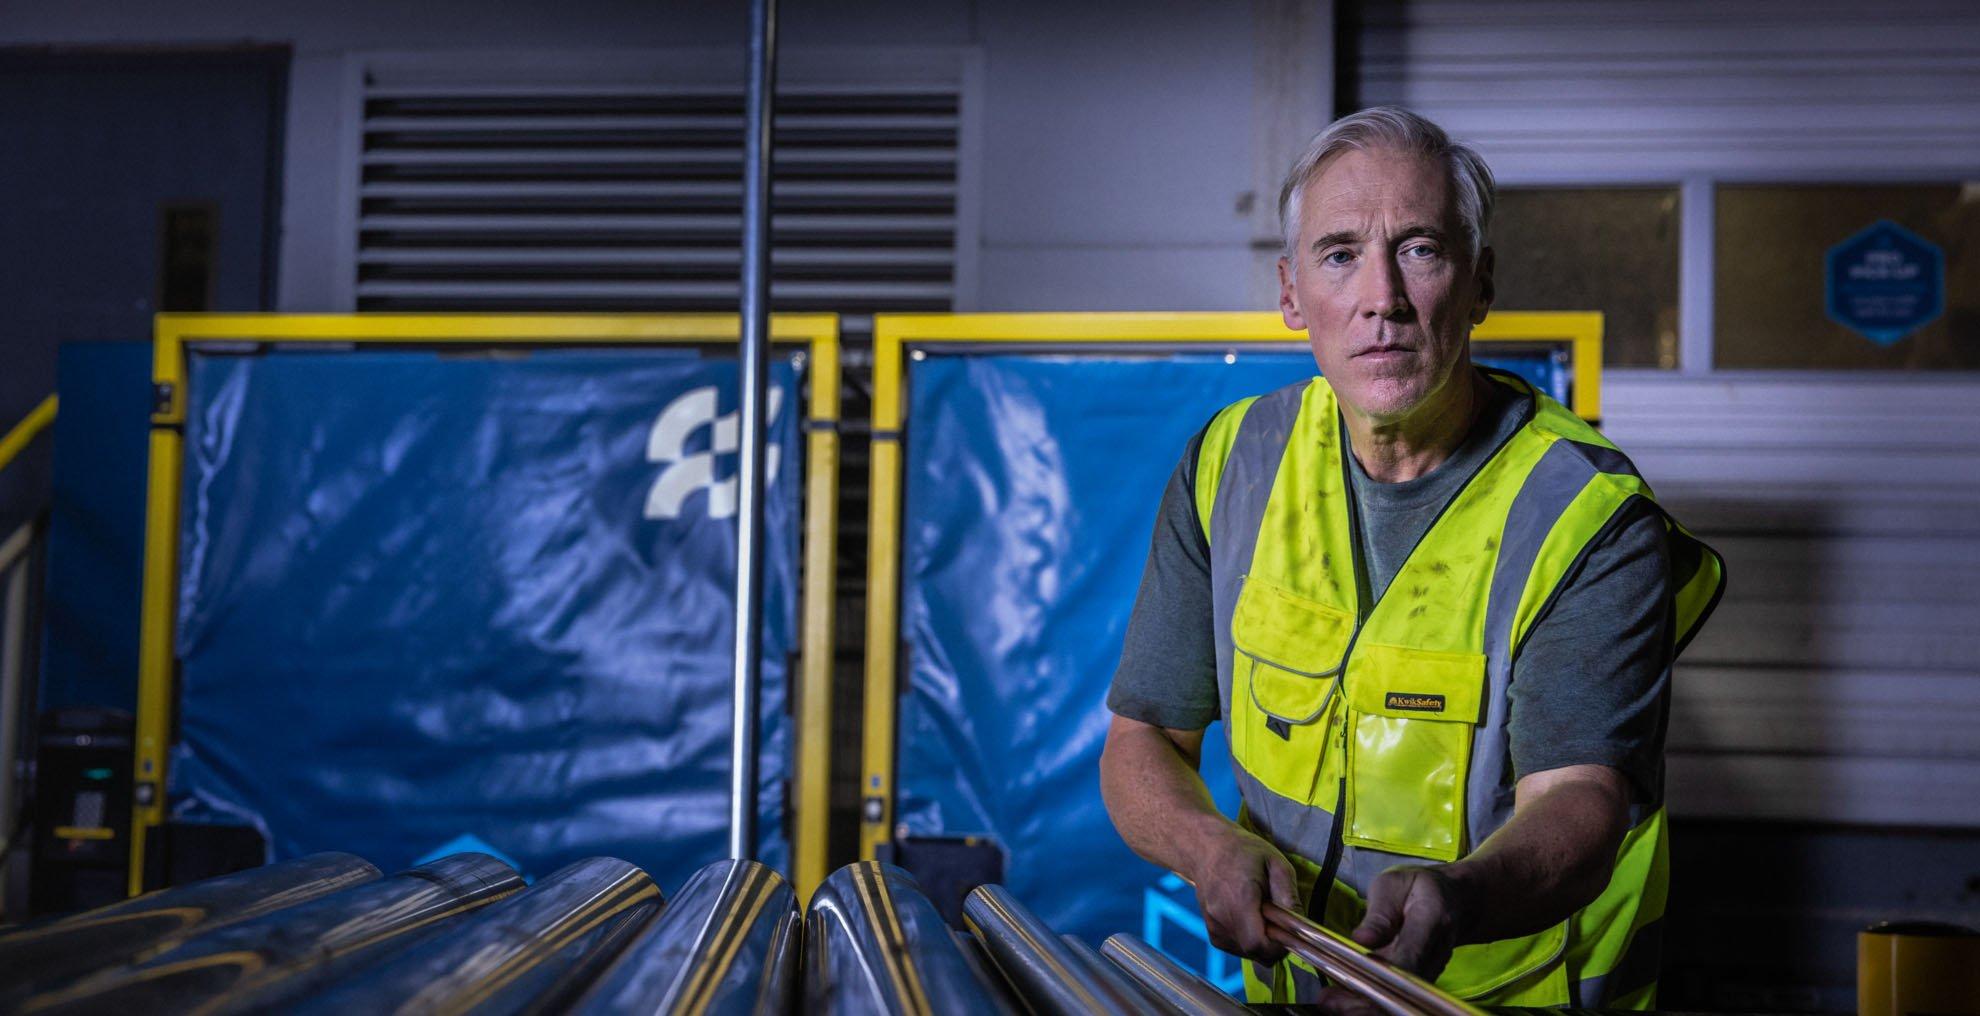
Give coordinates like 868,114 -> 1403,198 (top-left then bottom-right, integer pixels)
135,314 -> 841,901
858,311 -> 1602,859
0,395 -> 58,477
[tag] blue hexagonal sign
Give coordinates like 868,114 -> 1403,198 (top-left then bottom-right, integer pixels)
1825,220 -> 1944,346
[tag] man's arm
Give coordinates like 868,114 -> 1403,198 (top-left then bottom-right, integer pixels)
1104,422 -> 1299,960
1100,715 -> 1299,962
1340,763 -> 1630,982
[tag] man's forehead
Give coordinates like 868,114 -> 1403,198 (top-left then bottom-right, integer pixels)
1300,148 -> 1455,231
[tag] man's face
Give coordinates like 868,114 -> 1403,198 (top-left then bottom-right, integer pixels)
1277,147 -> 1494,424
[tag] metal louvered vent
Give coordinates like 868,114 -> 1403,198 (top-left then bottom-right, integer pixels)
357,83 -> 959,312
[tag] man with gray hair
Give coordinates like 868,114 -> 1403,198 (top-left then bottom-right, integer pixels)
1099,106 -> 1723,1009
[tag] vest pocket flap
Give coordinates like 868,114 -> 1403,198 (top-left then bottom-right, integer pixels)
1345,643 -> 1486,723
1232,576 -> 1355,676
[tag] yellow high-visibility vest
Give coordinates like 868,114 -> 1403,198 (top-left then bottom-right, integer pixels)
1193,369 -> 1724,1008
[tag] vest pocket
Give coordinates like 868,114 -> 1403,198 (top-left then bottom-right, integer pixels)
1232,575 -> 1355,721
1230,575 -> 1355,805
1341,643 -> 1486,862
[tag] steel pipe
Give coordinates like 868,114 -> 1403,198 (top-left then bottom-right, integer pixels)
804,861 -> 1009,1015
0,851 -> 380,1005
950,927 -> 1026,1014
1099,933 -> 1251,1016
961,884 -> 1141,1016
1060,933 -> 1181,1013
1262,903 -> 1485,1016
20,851 -> 521,1014
574,858 -> 797,1015
287,856 -> 660,1016
726,0 -> 778,864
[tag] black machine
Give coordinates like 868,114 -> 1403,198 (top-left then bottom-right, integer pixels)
27,707 -> 132,917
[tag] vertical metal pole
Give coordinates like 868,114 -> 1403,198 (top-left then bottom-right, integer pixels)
0,523 -> 36,908
730,0 -> 777,861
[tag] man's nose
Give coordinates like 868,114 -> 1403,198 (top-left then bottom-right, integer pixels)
1360,254 -> 1411,319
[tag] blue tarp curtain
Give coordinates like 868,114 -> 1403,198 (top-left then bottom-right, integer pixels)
170,348 -> 800,881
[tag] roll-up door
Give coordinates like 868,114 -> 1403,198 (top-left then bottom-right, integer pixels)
1347,0 -> 1980,180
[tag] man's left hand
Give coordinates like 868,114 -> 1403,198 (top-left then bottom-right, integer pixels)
1313,864 -> 1472,1015
1352,864 -> 1472,979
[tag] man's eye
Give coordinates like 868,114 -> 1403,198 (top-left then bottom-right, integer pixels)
1403,243 -> 1440,259
1322,250 -> 1354,265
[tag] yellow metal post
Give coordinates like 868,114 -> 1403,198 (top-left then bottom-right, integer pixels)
1473,310 -> 1605,422
859,321 -> 907,861
131,326 -> 187,894
793,332 -> 841,902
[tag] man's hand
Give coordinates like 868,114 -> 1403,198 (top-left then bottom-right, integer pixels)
1316,764 -> 1631,1012
1313,864 -> 1470,1015
1350,864 -> 1470,977
1100,715 -> 1300,963
1186,825 -> 1300,964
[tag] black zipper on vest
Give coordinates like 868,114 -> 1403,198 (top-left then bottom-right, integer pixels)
1310,409 -> 1366,923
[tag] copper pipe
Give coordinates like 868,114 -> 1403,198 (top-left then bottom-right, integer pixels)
1261,904 -> 1484,1016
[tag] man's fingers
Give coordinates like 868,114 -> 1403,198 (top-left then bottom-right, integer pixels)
1266,853 -> 1298,911
1232,876 -> 1270,955
1200,880 -> 1280,963
1350,871 -> 1407,948
1232,874 -> 1288,962
1373,894 -> 1438,970
1368,872 -> 1458,980
1205,923 -> 1240,956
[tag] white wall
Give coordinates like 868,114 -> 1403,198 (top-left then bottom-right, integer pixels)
0,0 -> 1324,314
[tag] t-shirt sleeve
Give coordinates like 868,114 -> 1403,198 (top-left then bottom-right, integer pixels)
1507,498 -> 1674,803
1106,428 -> 1221,731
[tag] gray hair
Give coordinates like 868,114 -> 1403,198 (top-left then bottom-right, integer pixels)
1277,105 -> 1495,263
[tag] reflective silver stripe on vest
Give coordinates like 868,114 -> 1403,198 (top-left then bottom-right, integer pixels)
1462,438 -> 1601,854
1233,758 -> 1336,863
1209,382 -> 1309,726
1336,838 -> 1448,892
1209,382 -> 1330,867
1573,916 -> 1663,1006
1290,959 -> 1325,1002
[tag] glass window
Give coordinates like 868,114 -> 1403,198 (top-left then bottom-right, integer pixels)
1490,187 -> 1681,369
1715,184 -> 1980,369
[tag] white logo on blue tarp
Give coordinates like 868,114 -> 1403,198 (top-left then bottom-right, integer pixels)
644,385 -> 785,520
1144,872 -> 1246,995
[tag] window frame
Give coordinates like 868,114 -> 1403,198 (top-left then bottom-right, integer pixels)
1493,165 -> 1980,381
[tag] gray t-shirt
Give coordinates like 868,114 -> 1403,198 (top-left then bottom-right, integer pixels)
1106,372 -> 1673,801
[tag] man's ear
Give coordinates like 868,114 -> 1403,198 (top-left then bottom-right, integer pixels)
1278,256 -> 1306,331
1469,245 -> 1496,326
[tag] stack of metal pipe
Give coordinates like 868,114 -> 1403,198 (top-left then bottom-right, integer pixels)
0,851 -> 1476,1013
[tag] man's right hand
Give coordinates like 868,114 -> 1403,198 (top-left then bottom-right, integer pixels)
1099,716 -> 1299,963
1185,824 -> 1300,964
